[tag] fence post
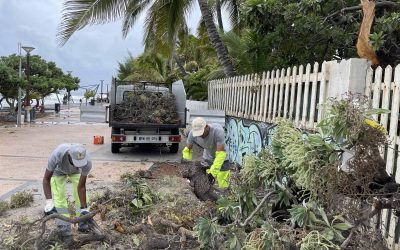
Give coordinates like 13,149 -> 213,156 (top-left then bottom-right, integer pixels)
326,58 -> 370,99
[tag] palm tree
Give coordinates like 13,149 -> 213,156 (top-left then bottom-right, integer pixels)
117,52 -> 168,82
57,0 -> 236,77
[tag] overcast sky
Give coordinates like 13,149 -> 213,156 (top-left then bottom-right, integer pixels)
0,0 -> 202,91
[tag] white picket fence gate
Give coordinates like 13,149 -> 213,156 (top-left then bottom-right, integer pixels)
208,60 -> 400,249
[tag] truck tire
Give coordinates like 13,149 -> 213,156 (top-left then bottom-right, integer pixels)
111,143 -> 120,153
170,143 -> 179,153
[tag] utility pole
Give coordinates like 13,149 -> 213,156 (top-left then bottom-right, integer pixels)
106,84 -> 109,102
17,43 -> 22,126
67,71 -> 72,118
21,46 -> 35,123
100,80 -> 104,102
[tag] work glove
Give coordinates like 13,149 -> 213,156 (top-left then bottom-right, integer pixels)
206,151 -> 227,177
182,147 -> 193,161
44,199 -> 57,215
206,168 -> 219,178
78,209 -> 92,232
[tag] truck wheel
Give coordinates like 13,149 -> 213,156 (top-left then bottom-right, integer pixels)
170,143 -> 179,153
111,143 -> 120,153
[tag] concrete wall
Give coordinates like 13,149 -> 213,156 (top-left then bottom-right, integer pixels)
225,117 -> 276,165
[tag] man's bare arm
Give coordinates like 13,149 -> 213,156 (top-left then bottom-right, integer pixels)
77,175 -> 88,208
43,169 -> 53,199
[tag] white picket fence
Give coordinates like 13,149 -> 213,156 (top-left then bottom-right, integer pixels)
366,65 -> 400,249
208,62 -> 329,131
208,60 -> 400,249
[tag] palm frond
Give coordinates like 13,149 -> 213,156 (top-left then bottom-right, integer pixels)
57,0 -> 130,46
205,68 -> 225,80
122,0 -> 152,38
222,0 -> 240,30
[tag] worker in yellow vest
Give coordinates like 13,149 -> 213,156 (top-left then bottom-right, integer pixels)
42,143 -> 92,242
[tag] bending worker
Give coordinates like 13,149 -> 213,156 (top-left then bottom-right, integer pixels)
42,143 -> 92,239
183,117 -> 231,189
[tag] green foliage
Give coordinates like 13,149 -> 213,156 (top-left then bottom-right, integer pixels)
83,89 -> 95,100
242,149 -> 280,187
194,217 -> 222,249
289,202 -> 352,242
237,186 -> 258,218
121,173 -> 157,213
239,0 -> 400,68
243,222 -> 285,250
9,191 -> 34,209
300,231 -> 340,250
183,66 -> 220,101
317,95 -> 389,149
0,54 -> 79,104
270,120 -> 337,198
288,202 -> 316,228
117,52 -> 169,83
0,200 -> 9,216
221,29 -> 270,74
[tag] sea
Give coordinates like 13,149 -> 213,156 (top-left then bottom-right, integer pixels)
0,90 -> 106,109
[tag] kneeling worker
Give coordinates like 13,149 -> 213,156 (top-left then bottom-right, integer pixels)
183,117 -> 231,189
42,143 -> 92,240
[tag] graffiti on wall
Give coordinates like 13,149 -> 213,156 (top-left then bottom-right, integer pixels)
226,117 -> 276,165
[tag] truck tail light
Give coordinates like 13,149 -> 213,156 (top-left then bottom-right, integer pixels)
112,135 -> 126,142
169,135 -> 181,142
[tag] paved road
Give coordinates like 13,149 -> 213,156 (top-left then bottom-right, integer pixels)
0,106 -> 200,201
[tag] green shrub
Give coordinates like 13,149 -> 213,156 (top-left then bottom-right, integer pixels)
0,201 -> 9,215
9,191 -> 34,209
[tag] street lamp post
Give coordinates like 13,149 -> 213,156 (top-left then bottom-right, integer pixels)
67,71 -> 72,118
17,43 -> 22,126
21,46 -> 35,123
17,43 -> 35,126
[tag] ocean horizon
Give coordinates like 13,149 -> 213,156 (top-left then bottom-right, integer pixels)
0,90 -> 108,108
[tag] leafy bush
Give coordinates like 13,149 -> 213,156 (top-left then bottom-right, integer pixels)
0,201 -> 9,215
9,191 -> 34,209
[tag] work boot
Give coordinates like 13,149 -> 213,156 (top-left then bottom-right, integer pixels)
78,211 -> 91,232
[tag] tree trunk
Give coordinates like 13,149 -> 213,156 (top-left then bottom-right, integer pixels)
216,0 -> 224,31
197,0 -> 236,77
6,98 -> 16,115
174,55 -> 187,76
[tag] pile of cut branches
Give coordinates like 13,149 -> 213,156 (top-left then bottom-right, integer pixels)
0,161 -> 217,249
113,91 -> 179,124
193,93 -> 394,249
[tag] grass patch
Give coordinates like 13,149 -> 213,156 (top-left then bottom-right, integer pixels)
9,191 -> 34,209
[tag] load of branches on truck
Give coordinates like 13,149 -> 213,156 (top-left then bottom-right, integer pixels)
112,91 -> 179,124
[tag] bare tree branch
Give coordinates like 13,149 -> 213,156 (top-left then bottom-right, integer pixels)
324,1 -> 399,21
239,191 -> 275,227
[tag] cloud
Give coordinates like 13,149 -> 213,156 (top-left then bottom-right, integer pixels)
0,1 -> 142,89
0,0 -> 204,91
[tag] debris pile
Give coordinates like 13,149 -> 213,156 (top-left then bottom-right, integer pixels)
0,161 -> 216,249
113,91 -> 179,124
